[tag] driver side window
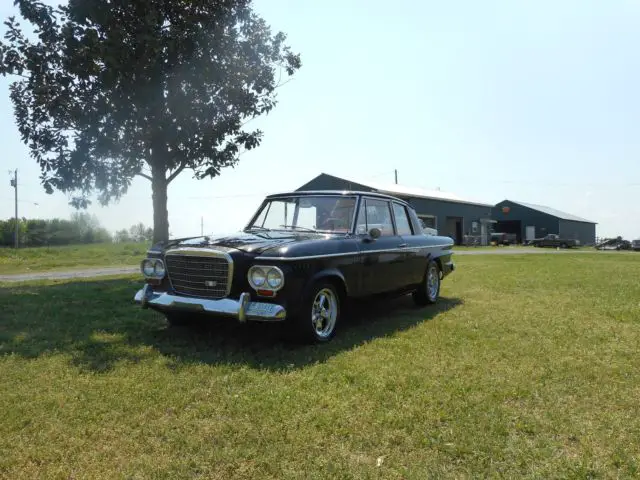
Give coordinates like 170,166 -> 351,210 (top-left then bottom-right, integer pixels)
355,198 -> 395,236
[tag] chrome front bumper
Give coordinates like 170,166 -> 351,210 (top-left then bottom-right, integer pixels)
133,284 -> 287,322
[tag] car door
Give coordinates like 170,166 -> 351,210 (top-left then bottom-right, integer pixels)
391,201 -> 426,287
354,197 -> 405,295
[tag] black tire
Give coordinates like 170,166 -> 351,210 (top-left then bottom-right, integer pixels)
289,281 -> 341,344
413,260 -> 441,306
560,243 -> 568,249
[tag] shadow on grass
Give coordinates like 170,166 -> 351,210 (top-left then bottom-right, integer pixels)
0,277 -> 462,372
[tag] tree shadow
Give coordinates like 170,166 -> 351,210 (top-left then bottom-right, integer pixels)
0,278 -> 462,373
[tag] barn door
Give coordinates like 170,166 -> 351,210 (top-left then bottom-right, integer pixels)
525,225 -> 536,241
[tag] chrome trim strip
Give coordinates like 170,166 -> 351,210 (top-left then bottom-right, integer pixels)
164,247 -> 234,298
134,286 -> 286,322
257,244 -> 453,261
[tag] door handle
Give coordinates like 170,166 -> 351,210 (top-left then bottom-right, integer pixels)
398,243 -> 408,248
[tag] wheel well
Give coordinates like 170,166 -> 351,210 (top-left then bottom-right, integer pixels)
315,274 -> 347,302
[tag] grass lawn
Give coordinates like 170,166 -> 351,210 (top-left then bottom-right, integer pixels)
1,253 -> 639,478
0,242 -> 149,275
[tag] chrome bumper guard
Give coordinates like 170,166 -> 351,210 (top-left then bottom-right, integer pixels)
133,284 -> 286,322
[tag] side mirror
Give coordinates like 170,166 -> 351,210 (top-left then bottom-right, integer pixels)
369,227 -> 381,239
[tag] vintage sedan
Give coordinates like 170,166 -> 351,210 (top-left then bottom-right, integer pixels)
134,190 -> 455,343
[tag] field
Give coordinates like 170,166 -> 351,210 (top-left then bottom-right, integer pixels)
0,242 -> 150,275
1,253 -> 639,478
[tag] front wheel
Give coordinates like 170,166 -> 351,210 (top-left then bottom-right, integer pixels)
413,260 -> 441,306
290,281 -> 341,344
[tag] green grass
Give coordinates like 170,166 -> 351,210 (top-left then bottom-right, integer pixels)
1,254 -> 640,478
0,242 -> 149,275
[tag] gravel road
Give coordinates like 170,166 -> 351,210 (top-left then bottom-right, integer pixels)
0,266 -> 138,283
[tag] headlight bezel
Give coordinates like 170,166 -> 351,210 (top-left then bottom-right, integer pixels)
247,265 -> 285,292
140,258 -> 166,279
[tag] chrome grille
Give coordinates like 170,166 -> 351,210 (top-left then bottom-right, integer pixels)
165,253 -> 231,299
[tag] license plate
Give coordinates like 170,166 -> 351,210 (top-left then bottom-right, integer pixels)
246,303 -> 280,317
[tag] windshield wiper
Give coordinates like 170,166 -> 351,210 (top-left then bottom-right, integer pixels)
278,224 -> 318,232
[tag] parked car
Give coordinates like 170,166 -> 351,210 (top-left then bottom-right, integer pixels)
632,239 -> 640,251
595,237 -> 632,251
530,234 -> 580,248
134,190 -> 456,343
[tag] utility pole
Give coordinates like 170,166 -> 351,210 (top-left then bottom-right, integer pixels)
394,169 -> 398,184
201,216 -> 203,236
10,169 -> 18,248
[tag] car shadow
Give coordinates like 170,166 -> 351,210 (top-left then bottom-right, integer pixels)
0,278 -> 463,373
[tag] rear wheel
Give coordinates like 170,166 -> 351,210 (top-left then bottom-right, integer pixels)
413,260 -> 441,306
290,281 -> 341,344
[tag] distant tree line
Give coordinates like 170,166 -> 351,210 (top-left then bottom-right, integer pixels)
0,212 -> 153,247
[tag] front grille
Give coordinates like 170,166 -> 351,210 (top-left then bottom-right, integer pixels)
165,254 -> 231,299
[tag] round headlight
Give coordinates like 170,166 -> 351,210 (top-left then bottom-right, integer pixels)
154,260 -> 165,277
267,268 -> 283,288
142,259 -> 155,277
250,267 -> 266,287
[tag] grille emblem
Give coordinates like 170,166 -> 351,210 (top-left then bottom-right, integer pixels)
205,280 -> 218,287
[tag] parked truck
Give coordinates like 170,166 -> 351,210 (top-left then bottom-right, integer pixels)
530,234 -> 580,249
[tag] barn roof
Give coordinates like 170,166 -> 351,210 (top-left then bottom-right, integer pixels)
304,173 -> 494,207
505,200 -> 596,224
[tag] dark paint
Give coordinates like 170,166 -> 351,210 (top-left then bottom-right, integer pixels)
143,191 -> 456,318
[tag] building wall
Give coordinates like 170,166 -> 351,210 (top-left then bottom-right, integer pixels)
397,196 -> 493,243
558,220 -> 596,245
492,200 -> 560,242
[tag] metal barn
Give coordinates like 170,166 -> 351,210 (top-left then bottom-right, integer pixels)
492,200 -> 597,245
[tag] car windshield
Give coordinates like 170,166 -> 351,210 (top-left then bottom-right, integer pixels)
247,195 -> 357,233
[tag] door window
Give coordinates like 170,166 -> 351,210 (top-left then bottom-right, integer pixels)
355,198 -> 395,236
392,203 -> 413,235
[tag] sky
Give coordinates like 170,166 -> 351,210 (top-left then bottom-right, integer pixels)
1,0 -> 639,239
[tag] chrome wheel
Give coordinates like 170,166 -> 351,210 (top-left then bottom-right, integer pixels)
427,263 -> 440,300
311,287 -> 338,338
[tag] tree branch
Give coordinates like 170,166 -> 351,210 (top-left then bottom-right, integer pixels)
167,161 -> 187,184
136,172 -> 152,181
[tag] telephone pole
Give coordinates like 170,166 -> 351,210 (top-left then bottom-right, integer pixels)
394,169 -> 398,184
10,169 -> 18,248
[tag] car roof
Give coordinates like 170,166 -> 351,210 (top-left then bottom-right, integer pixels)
265,190 -> 411,206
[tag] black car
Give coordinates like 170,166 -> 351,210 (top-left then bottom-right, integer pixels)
134,190 -> 455,343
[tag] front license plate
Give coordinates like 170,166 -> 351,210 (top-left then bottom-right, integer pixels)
246,303 -> 280,317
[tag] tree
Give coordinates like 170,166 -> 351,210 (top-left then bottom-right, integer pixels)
0,0 -> 301,243
129,222 -> 153,242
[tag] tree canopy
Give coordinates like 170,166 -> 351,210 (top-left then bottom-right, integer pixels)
0,0 -> 301,242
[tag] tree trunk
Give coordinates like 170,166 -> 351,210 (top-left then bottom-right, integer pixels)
151,165 -> 169,244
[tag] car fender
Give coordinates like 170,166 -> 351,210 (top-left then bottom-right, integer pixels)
304,268 -> 349,298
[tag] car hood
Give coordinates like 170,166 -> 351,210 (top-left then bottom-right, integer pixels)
158,230 -> 332,255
